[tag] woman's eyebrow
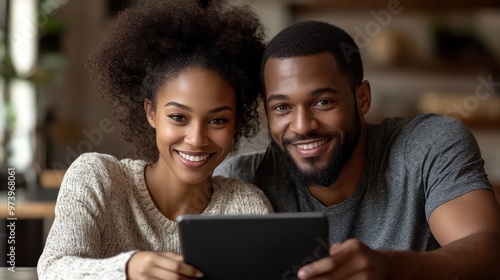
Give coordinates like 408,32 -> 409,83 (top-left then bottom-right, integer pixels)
165,102 -> 233,114
208,106 -> 233,114
165,102 -> 191,111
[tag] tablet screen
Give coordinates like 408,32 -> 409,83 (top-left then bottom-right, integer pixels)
177,212 -> 329,280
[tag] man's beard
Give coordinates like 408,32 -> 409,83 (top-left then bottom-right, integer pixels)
272,111 -> 361,188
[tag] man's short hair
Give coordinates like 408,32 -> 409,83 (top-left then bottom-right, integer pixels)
261,20 -> 363,93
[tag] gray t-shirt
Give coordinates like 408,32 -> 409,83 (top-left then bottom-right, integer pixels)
214,114 -> 493,251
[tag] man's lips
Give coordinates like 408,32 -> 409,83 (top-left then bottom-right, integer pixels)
287,138 -> 331,158
294,139 -> 328,150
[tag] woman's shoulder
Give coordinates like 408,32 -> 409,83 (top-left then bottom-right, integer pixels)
62,152 -> 147,192
211,176 -> 273,213
68,152 -> 146,175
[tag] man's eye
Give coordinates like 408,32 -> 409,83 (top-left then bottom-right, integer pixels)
316,100 -> 332,106
274,104 -> 290,111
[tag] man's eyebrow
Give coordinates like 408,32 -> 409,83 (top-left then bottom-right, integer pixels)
165,102 -> 191,111
309,86 -> 339,96
267,87 -> 339,103
266,94 -> 288,103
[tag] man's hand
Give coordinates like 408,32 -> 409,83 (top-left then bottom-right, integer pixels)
127,251 -> 203,280
297,239 -> 388,280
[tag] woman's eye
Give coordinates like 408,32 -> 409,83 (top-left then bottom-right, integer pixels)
208,118 -> 228,125
169,115 -> 186,122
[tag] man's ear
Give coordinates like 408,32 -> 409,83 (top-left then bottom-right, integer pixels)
355,80 -> 371,115
144,99 -> 156,128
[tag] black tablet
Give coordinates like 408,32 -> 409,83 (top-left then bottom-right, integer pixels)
176,212 -> 329,280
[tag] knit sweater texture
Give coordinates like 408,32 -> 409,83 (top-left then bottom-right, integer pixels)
37,152 -> 273,279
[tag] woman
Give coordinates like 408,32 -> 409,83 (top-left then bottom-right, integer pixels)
37,1 -> 272,279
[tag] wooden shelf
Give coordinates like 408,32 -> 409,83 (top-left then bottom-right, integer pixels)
40,169 -> 65,189
288,0 -> 500,12
0,201 -> 55,219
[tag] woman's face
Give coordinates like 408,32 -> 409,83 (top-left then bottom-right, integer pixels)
145,68 -> 236,185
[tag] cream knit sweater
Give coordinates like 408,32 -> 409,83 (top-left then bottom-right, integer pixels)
37,153 -> 273,279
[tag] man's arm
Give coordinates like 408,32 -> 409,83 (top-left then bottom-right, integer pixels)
297,189 -> 500,280
388,189 -> 500,279
297,116 -> 500,279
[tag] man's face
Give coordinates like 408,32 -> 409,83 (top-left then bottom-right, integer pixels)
264,52 -> 362,187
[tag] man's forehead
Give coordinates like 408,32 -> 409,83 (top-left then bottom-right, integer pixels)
264,53 -> 340,81
263,52 -> 344,94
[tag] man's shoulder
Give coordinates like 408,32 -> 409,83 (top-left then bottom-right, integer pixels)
214,149 -> 268,183
371,114 -> 471,144
374,113 -> 456,129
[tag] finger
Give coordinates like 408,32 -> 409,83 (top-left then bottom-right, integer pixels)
298,241 -> 357,279
303,274 -> 332,280
297,257 -> 336,279
320,255 -> 363,280
148,266 -> 197,280
161,252 -> 184,261
157,252 -> 203,278
329,242 -> 342,254
325,240 -> 377,280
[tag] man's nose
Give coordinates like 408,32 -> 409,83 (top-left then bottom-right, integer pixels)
289,108 -> 319,136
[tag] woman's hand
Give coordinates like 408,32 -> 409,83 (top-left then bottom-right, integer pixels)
127,251 -> 203,280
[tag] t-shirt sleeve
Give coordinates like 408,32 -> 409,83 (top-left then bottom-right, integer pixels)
406,115 -> 493,220
37,153 -> 136,280
213,150 -> 266,184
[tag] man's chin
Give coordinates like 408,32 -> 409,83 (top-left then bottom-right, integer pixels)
295,162 -> 329,176
291,154 -> 330,171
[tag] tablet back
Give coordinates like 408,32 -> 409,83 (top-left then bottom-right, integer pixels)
177,212 -> 329,280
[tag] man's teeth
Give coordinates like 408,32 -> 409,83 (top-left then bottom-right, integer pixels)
296,140 -> 327,150
178,152 -> 210,162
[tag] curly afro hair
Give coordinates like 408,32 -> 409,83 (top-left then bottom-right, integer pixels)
86,0 -> 266,163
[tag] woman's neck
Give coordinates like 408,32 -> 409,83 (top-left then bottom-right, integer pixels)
144,160 -> 213,220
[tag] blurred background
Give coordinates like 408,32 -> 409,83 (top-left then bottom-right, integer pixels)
0,0 -> 499,267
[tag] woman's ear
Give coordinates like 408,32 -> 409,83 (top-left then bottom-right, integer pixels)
144,99 -> 156,128
355,80 -> 371,115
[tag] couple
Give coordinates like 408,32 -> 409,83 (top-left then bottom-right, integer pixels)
38,0 -> 500,279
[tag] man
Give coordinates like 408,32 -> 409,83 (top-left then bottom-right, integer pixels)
215,21 -> 500,279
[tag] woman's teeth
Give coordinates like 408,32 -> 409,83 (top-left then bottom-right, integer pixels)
178,151 -> 210,162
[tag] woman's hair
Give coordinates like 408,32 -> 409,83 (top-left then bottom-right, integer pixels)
86,0 -> 265,163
